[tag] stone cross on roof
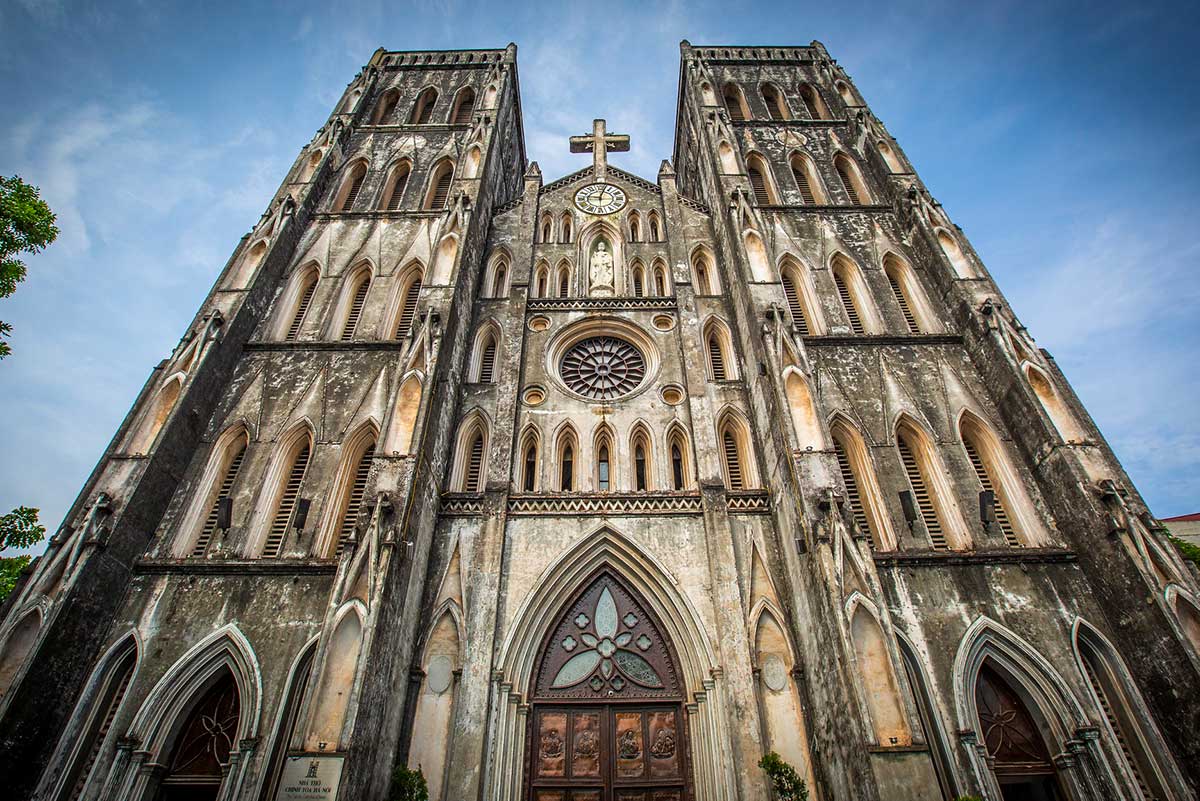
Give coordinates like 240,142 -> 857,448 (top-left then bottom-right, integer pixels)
569,118 -> 629,183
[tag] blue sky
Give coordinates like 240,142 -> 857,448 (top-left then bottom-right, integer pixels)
1,0 -> 1198,556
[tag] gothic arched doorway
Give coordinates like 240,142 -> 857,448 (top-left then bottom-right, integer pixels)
974,662 -> 1063,801
156,669 -> 241,801
525,571 -> 692,800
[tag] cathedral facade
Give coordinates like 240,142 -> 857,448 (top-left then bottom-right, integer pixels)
1,41 -> 1198,801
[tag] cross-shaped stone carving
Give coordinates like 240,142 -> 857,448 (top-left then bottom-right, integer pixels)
569,119 -> 630,183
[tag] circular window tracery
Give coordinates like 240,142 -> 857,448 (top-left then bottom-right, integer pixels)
559,336 -> 646,400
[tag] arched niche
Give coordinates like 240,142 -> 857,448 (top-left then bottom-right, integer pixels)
936,229 -> 974,279
0,608 -> 43,698
304,606 -> 364,751
743,230 -> 772,282
753,608 -> 816,789
128,373 -> 185,455
431,234 -> 460,285
408,608 -> 462,800
784,369 -> 823,450
849,601 -> 911,745
386,374 -> 423,455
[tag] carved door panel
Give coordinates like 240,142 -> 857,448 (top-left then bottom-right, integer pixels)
526,572 -> 692,801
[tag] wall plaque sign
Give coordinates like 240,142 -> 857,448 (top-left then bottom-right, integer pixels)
275,754 -> 345,801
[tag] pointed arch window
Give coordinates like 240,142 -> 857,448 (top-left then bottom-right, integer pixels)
834,154 -> 870,205
191,432 -> 248,557
631,428 -> 652,491
719,416 -> 754,490
263,434 -> 311,558
831,419 -> 892,550
61,641 -> 137,800
394,270 -> 423,339
958,413 -> 1042,548
556,429 -> 578,491
535,263 -> 550,298
595,432 -> 613,492
883,255 -> 929,334
334,161 -> 368,212
411,88 -> 438,124
472,328 -> 498,383
558,265 -> 571,298
333,439 -> 375,557
669,435 -> 688,491
692,251 -> 719,294
895,419 -> 963,550
628,211 -> 641,242
799,84 -> 826,120
339,272 -> 371,340
648,213 -> 662,242
425,160 -> 454,210
706,325 -> 733,381
491,261 -> 508,298
451,87 -> 475,124
1076,629 -> 1176,801
789,154 -> 825,205
381,162 -> 410,211
762,84 -> 789,120
780,264 -> 812,335
456,422 -> 487,492
541,215 -> 554,244
520,431 -> 539,492
746,155 -> 776,205
654,263 -> 669,296
285,269 -> 319,342
372,89 -> 399,124
632,262 -> 645,297
561,213 -> 573,243
723,83 -> 748,121
833,268 -> 865,335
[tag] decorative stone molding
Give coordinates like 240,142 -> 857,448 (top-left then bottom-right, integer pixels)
725,491 -> 771,514
507,493 -> 705,517
872,547 -> 1077,568
527,297 -> 677,312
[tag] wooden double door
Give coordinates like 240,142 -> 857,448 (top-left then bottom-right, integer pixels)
528,704 -> 689,801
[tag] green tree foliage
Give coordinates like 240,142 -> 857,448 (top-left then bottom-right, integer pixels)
0,175 -> 59,358
0,506 -> 46,602
388,765 -> 428,801
1169,535 -> 1200,569
758,751 -> 809,801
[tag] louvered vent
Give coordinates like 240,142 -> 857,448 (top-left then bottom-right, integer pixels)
286,280 -> 317,342
764,88 -> 785,121
263,443 -> 310,558
493,266 -> 507,297
748,166 -> 771,205
633,271 -> 644,297
963,437 -> 1020,546
385,170 -> 408,211
781,274 -> 810,335
336,443 -> 375,557
559,272 -> 570,297
341,168 -> 367,211
888,274 -> 921,333
415,94 -> 435,124
465,433 -> 484,491
69,651 -> 135,801
452,91 -> 475,124
340,278 -> 370,340
479,338 -> 496,383
834,272 -> 865,334
897,435 -> 946,549
723,430 -> 743,489
800,88 -> 821,120
836,160 -> 862,204
724,90 -> 746,122
1081,652 -> 1154,801
430,169 -> 453,209
635,444 -> 648,490
834,439 -> 873,548
708,335 -> 726,380
192,442 -> 247,557
395,278 -> 421,339
671,443 -> 685,490
791,164 -> 817,205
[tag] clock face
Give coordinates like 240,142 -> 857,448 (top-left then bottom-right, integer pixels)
574,183 -> 627,215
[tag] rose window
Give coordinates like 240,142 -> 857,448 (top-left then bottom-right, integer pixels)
559,336 -> 646,400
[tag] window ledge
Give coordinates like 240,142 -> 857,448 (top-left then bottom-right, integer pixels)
757,203 -> 892,213
245,340 -> 410,351
134,558 -> 338,575
802,334 -> 962,347
872,547 -> 1076,568
315,210 -> 444,221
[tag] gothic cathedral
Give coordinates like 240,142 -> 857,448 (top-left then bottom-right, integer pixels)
2,41 -> 1198,801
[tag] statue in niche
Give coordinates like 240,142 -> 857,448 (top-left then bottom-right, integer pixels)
589,240 -> 615,296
